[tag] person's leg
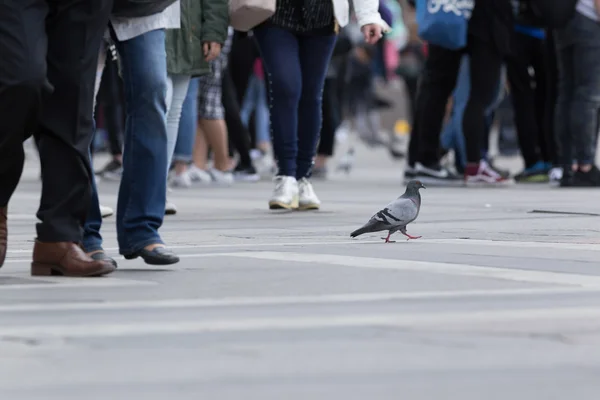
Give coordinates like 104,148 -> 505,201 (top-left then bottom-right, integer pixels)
463,36 -> 506,184
34,0 -> 115,275
569,14 -> 600,185
165,74 -> 191,175
254,25 -> 302,209
254,26 -> 301,178
543,30 -> 560,167
114,28 -> 178,263
254,77 -> 272,153
0,0 -> 48,267
443,55 -> 470,172
222,67 -> 254,174
83,42 -> 108,255
412,43 -> 462,183
315,78 -> 337,176
295,32 -> 337,209
505,33 -> 543,170
240,74 -> 259,126
96,52 -> 124,179
296,33 -> 337,180
554,32 -> 575,184
172,77 -> 200,178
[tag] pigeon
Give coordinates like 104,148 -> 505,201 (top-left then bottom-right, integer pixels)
350,180 -> 426,243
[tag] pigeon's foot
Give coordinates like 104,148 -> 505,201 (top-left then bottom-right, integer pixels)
381,237 -> 396,243
403,233 -> 422,240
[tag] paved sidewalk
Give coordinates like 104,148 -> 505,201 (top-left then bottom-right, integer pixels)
2,144 -> 600,399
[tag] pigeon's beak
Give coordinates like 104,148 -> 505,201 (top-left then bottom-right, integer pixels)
421,184 -> 426,189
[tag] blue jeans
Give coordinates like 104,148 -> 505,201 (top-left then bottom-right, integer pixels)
83,29 -> 169,254
172,77 -> 199,163
240,74 -> 270,145
441,55 -> 506,170
555,11 -> 600,166
254,25 -> 336,179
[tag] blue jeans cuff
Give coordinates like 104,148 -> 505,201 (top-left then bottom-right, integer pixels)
119,237 -> 165,256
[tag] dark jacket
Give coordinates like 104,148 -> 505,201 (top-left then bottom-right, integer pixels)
468,0 -> 514,56
165,0 -> 229,77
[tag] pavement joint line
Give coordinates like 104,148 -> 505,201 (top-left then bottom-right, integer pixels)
2,307 -> 600,338
0,287 -> 596,312
4,238 -> 600,255
0,276 -> 157,290
222,252 -> 600,288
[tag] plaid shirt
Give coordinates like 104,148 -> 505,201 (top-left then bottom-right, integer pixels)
269,0 -> 335,33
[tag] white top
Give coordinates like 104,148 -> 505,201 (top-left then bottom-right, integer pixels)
577,0 -> 599,22
110,1 -> 181,42
334,0 -> 391,30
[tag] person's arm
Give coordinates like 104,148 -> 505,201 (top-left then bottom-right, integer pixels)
200,0 -> 229,61
353,0 -> 392,44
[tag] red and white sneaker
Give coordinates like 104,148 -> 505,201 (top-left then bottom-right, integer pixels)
464,160 -> 513,186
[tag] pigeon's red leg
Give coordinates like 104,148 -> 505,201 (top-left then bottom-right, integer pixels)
402,232 -> 422,240
381,232 -> 396,243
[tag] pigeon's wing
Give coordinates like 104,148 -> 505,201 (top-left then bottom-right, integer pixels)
373,198 -> 419,227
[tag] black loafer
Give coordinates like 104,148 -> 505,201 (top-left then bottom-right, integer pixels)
124,247 -> 180,265
90,251 -> 118,268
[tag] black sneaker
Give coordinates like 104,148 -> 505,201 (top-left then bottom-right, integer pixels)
96,159 -> 123,181
571,165 -> 600,187
413,162 -> 462,186
233,164 -> 260,182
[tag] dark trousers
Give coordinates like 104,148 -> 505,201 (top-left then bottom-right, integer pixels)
317,77 -> 341,157
96,51 -> 125,156
222,67 -> 253,168
254,25 -> 336,179
544,30 -> 559,165
228,32 -> 260,149
555,12 -> 600,166
409,37 -> 503,166
505,31 -> 556,168
0,0 -> 112,242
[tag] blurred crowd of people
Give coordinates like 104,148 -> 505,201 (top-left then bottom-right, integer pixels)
1,0 -> 599,276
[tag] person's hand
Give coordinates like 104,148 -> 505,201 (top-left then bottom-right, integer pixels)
361,24 -> 384,45
203,42 -> 222,61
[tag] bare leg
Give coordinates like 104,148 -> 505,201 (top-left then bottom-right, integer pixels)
192,123 -> 209,170
199,119 -> 229,171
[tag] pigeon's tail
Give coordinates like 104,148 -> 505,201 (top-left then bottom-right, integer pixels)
350,226 -> 370,238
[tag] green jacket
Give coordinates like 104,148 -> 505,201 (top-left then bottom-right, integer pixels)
165,0 -> 229,77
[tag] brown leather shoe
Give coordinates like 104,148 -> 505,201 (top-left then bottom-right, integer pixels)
0,206 -> 7,268
32,241 -> 116,277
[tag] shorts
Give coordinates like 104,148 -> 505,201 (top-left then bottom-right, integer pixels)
197,29 -> 233,120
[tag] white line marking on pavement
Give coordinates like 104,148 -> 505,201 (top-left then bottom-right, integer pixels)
423,239 -> 600,251
0,276 -> 156,290
2,240 -> 383,255
0,287 -> 594,313
1,307 -> 600,338
5,238 -> 600,255
224,252 -> 600,288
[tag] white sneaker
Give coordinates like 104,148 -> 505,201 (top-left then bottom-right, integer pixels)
165,201 -> 177,215
298,178 -> 321,210
100,205 -> 113,218
269,176 -> 299,210
209,168 -> 234,185
188,165 -> 213,183
549,167 -> 563,186
170,171 -> 192,188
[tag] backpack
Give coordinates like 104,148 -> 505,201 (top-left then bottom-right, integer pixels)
528,0 -> 578,29
112,0 -> 178,18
